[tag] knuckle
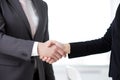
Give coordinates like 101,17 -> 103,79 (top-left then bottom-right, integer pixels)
52,50 -> 56,54
60,55 -> 62,58
54,46 -> 58,50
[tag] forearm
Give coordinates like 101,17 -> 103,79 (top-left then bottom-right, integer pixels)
68,25 -> 112,58
0,33 -> 34,61
68,38 -> 111,58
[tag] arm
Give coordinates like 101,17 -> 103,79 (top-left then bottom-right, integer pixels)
0,10 -> 34,61
68,25 -> 112,58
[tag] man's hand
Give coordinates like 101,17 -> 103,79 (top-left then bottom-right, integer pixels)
37,41 -> 66,62
39,40 -> 70,64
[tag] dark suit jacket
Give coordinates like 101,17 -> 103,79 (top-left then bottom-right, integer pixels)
68,4 -> 120,78
0,0 -> 55,80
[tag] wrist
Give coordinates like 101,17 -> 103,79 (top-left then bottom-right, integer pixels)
37,42 -> 43,56
64,43 -> 70,54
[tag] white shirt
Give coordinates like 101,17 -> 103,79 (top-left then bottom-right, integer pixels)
19,0 -> 39,56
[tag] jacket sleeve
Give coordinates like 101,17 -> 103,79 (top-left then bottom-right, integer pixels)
0,9 -> 34,61
68,23 -> 112,58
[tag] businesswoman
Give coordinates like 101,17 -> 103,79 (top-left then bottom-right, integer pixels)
0,0 -> 55,80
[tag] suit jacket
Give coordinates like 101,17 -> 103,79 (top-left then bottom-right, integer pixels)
0,0 -> 55,80
68,4 -> 120,78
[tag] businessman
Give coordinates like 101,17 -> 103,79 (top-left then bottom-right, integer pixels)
41,3 -> 120,80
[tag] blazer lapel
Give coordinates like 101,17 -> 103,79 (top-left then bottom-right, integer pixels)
32,0 -> 45,39
8,0 -> 32,38
8,0 -> 47,40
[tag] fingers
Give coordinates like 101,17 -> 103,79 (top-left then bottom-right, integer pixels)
41,56 -> 48,61
48,58 -> 56,64
53,45 -> 65,58
56,46 -> 66,57
46,40 -> 57,47
48,40 -> 66,57
41,57 -> 56,64
54,42 -> 67,57
46,57 -> 56,64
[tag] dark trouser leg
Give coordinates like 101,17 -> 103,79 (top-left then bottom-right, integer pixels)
33,57 -> 39,80
112,75 -> 120,80
33,69 -> 39,80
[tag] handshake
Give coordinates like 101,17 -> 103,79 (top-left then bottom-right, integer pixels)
37,40 -> 70,64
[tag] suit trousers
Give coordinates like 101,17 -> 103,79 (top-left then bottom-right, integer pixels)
33,68 -> 39,80
32,57 -> 39,80
112,75 -> 120,80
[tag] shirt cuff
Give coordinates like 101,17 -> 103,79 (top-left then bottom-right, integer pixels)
31,42 -> 39,56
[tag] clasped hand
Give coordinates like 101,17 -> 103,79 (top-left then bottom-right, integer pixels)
37,40 -> 69,64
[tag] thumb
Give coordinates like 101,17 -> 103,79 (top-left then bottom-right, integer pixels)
46,40 -> 56,47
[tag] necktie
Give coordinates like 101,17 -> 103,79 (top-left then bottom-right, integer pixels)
19,0 -> 39,38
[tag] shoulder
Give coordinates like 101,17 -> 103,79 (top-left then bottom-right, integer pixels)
116,4 -> 120,15
42,0 -> 47,5
42,0 -> 48,6
41,0 -> 48,10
